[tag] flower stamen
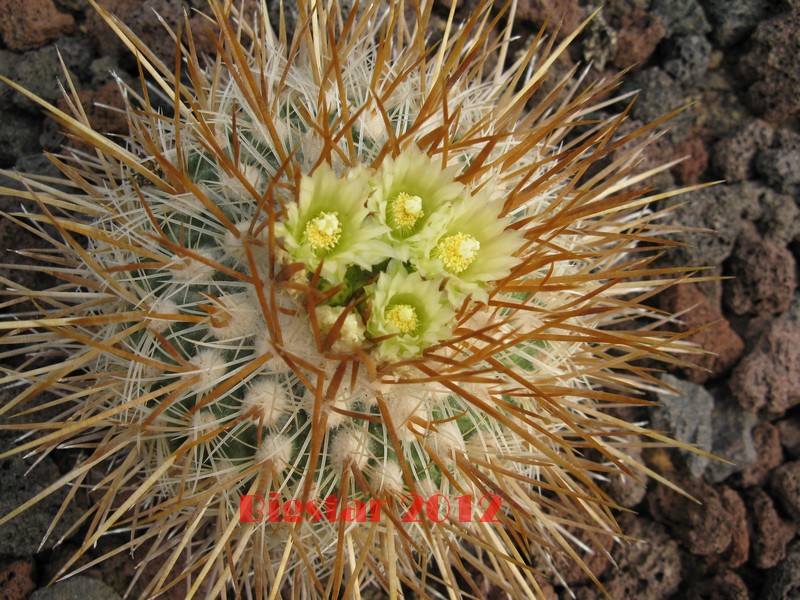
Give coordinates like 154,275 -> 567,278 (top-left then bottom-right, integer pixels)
437,232 -> 480,274
390,192 -> 424,229
385,304 -> 419,334
305,211 -> 342,252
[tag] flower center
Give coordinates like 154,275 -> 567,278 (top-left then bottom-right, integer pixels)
305,211 -> 342,252
390,192 -> 424,229
385,304 -> 419,334
437,232 -> 480,274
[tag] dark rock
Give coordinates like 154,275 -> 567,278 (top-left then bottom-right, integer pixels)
705,391 -> 757,484
624,68 -> 687,134
29,576 -> 121,600
739,181 -> 800,246
662,35 -> 712,87
54,0 -> 89,10
576,514 -> 681,600
650,375 -> 713,477
730,314 -> 800,414
739,423 -> 784,487
777,416 -> 800,459
54,34 -> 94,83
760,539 -> 800,600
0,449 -> 79,556
724,221 -> 796,316
660,184 -> 744,268
684,570 -> 749,600
0,110 -> 42,167
0,50 -> 22,111
711,119 -> 774,182
11,45 -> 80,113
657,284 -> 744,383
0,559 -> 36,600
770,460 -> 800,524
85,0 -> 189,69
700,0 -> 773,47
740,10 -> 800,121
755,129 -> 800,197
651,0 -> 711,37
747,488 -> 797,569
0,0 -> 75,52
648,478 -> 740,558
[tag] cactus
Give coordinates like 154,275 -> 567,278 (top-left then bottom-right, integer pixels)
0,1 -> 705,598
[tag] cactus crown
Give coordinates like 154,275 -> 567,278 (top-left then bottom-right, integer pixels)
0,1 -> 702,598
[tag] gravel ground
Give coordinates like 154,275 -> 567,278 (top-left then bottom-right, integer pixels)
0,0 -> 798,598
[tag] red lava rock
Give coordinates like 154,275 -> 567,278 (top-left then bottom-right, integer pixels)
747,488 -> 797,569
672,137 -> 709,184
721,487 -> 749,568
554,529 -> 614,587
684,570 -> 749,600
612,9 -> 665,69
724,221 -> 797,316
648,479 -> 743,559
730,315 -> 800,414
514,0 -> 585,40
657,284 -> 744,383
770,460 -> 800,524
0,0 -> 74,52
739,423 -> 784,487
56,82 -> 128,139
0,559 -> 36,600
711,119 -> 774,182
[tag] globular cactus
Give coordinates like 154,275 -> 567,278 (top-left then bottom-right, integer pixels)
0,1 -> 705,598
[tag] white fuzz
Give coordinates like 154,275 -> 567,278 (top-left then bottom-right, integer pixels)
170,250 -> 217,284
254,334 -> 293,375
186,349 -> 227,393
242,378 -> 291,426
385,392 -> 428,442
147,298 -> 179,333
329,427 -> 372,471
191,409 -> 218,434
222,220 -> 267,266
256,434 -> 293,471
429,421 -> 465,462
209,292 -> 262,341
370,460 -> 404,495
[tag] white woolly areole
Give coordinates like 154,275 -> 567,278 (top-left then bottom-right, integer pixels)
370,460 -> 405,495
242,378 -> 291,426
186,349 -> 227,392
430,420 -> 465,462
254,334 -> 293,375
191,409 -> 218,434
385,392 -> 428,442
329,427 -> 371,471
171,250 -> 217,284
323,396 -> 351,430
256,434 -> 293,471
147,298 -> 179,333
222,220 -> 266,265
209,292 -> 262,341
